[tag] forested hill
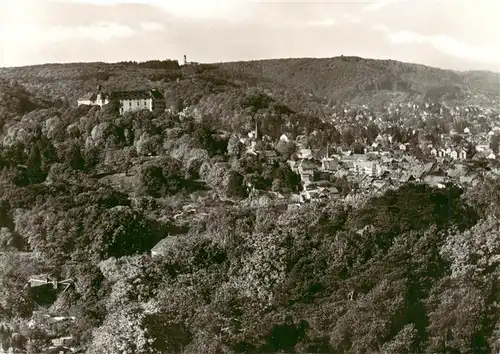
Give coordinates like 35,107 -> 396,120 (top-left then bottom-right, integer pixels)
219,57 -> 500,106
1,56 -> 499,112
0,57 -> 499,353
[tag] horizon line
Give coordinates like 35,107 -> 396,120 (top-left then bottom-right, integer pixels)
1,55 -> 499,75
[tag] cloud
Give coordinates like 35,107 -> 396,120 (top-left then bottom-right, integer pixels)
388,30 -> 499,63
52,22 -> 136,42
0,22 -> 136,44
343,14 -> 361,23
140,22 -> 165,32
1,0 -> 499,72
55,0 -> 247,20
363,0 -> 397,12
373,24 -> 390,33
305,19 -> 336,27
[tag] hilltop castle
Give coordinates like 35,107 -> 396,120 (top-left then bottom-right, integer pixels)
77,84 -> 166,115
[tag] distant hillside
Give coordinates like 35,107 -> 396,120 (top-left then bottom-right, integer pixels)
0,56 -> 498,114
0,80 -> 54,130
219,56 -> 500,107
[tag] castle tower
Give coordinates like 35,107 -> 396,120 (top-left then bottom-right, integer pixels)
183,54 -> 187,65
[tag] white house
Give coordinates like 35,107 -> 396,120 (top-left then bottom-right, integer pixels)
77,87 -> 166,115
279,133 -> 294,142
476,145 -> 489,153
321,157 -> 339,172
77,85 -> 109,107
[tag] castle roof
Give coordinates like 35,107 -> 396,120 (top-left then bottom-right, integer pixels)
78,91 -> 109,102
109,89 -> 163,100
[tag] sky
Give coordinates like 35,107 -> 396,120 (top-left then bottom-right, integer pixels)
0,0 -> 499,72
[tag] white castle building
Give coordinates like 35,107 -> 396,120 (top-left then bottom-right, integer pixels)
77,85 -> 165,115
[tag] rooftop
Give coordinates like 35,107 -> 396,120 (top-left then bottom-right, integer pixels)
109,89 -> 164,100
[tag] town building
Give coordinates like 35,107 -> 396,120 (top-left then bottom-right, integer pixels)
321,157 -> 339,172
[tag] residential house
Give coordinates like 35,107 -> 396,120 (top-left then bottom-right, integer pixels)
262,150 -> 280,163
400,163 -> 432,183
372,179 -> 392,192
476,144 -> 490,153
359,175 -> 374,190
51,337 -> 73,347
334,169 -> 349,179
303,185 -> 340,202
324,186 -> 341,199
379,170 -> 391,179
288,193 -> 304,205
423,174 -> 447,188
110,89 -> 166,115
354,160 -> 380,177
298,159 -> 316,185
298,148 -> 313,159
279,133 -> 294,142
321,157 -> 339,172
400,172 -> 418,183
295,135 -> 309,149
342,160 -> 356,173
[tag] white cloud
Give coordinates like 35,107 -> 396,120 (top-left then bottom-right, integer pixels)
0,22 -> 136,44
373,23 -> 500,65
388,30 -> 499,63
56,0 -> 248,20
140,22 -> 165,32
48,22 -> 136,42
363,0 -> 397,12
343,14 -> 361,24
0,23 -> 40,44
373,24 -> 390,33
305,19 -> 336,27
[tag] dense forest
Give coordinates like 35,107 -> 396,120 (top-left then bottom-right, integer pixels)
0,57 -> 499,353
